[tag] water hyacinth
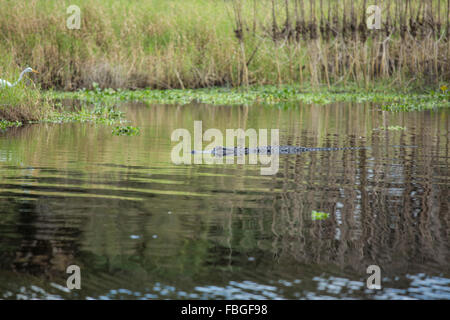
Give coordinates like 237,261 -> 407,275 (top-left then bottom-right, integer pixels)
112,126 -> 140,136
0,120 -> 22,131
311,210 -> 330,221
50,84 -> 450,112
373,125 -> 406,131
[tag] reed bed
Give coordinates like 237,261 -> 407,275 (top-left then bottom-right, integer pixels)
232,0 -> 450,88
0,0 -> 449,90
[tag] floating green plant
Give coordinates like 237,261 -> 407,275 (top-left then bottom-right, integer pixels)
45,104 -> 125,125
112,126 -> 140,136
0,120 -> 22,131
374,125 -> 405,131
49,84 -> 450,112
311,210 -> 330,221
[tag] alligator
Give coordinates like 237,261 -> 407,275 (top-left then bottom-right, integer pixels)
192,145 -> 371,156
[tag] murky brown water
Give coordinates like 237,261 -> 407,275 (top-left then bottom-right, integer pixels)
0,102 -> 449,299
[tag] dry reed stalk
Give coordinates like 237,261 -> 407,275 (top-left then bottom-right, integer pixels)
294,0 -> 300,41
284,0 -> 291,39
271,0 -> 279,41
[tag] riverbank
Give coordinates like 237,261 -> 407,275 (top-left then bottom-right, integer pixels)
0,83 -> 449,127
0,75 -> 51,122
1,0 -> 449,90
1,80 -> 449,126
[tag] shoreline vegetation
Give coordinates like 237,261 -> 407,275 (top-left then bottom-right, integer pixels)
0,0 -> 449,125
0,83 -> 449,128
51,83 -> 450,111
1,0 -> 449,90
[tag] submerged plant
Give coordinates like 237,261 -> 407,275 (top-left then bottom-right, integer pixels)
112,126 -> 140,136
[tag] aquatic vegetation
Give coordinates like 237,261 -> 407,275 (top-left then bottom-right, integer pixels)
0,71 -> 123,129
112,126 -> 140,136
379,84 -> 449,111
45,104 -> 125,125
0,120 -> 22,131
50,84 -> 450,112
311,211 -> 330,221
374,126 -> 406,131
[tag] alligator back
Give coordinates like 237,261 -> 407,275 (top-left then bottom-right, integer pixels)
208,145 -> 366,156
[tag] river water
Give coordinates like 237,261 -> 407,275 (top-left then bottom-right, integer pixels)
0,101 -> 448,299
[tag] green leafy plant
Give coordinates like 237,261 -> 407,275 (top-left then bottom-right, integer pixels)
0,120 -> 22,131
373,125 -> 405,131
112,126 -> 140,136
50,84 -> 450,112
46,103 -> 124,125
311,210 -> 330,221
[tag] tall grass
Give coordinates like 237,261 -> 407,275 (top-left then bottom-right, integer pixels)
0,0 -> 449,90
0,62 -> 51,121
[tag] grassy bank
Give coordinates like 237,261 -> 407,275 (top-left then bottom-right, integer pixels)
0,66 -> 51,121
1,0 -> 449,91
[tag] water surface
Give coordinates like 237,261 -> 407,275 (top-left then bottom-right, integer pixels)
0,101 -> 449,299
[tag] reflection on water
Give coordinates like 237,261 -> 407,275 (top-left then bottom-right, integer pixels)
0,102 -> 448,299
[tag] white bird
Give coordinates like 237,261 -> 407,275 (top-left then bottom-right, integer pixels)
0,67 -> 39,88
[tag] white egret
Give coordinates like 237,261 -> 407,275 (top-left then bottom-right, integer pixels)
0,67 -> 39,88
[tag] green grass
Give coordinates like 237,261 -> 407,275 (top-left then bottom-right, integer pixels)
0,0 -> 236,89
1,0 -> 448,90
0,76 -> 51,122
0,77 -> 125,127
